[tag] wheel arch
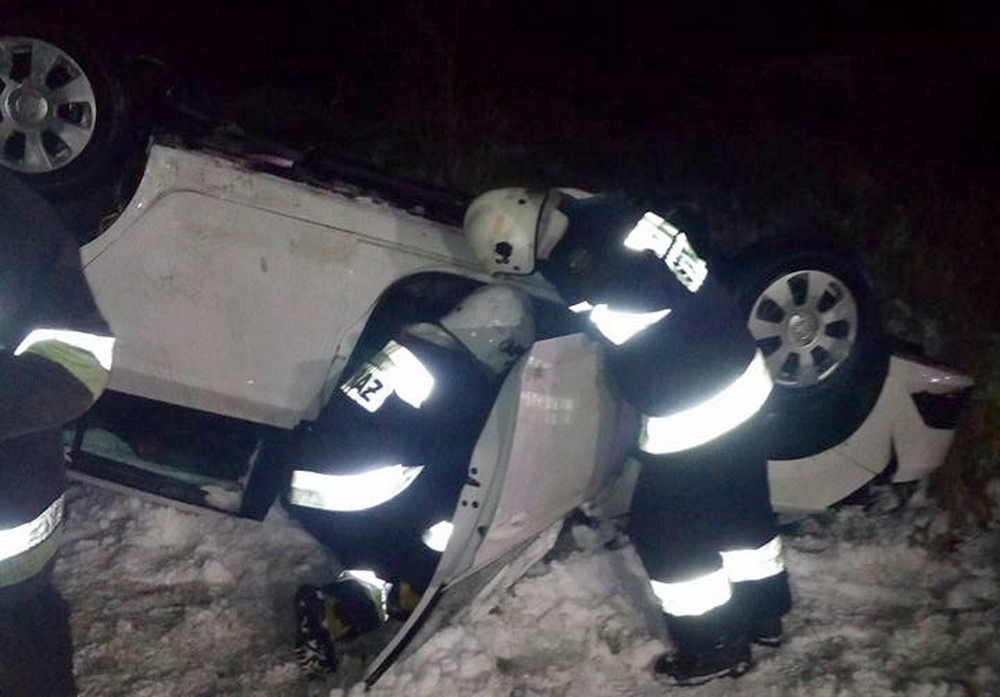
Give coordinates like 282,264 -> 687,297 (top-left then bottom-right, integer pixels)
730,233 -> 891,460
0,24 -> 152,242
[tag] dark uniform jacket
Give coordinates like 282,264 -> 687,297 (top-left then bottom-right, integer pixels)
539,193 -> 757,416
537,192 -> 790,626
0,172 -> 113,592
285,330 -> 502,589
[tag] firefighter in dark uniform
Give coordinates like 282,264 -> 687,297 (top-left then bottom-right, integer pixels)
281,283 -> 535,675
0,171 -> 116,697
463,188 -> 791,685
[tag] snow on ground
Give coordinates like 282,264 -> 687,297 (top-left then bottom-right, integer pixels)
55,479 -> 999,697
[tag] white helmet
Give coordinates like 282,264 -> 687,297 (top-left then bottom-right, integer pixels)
463,188 -> 546,275
439,284 -> 535,375
464,187 -> 592,275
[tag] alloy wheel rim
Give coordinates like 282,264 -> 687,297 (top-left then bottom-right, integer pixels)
0,36 -> 97,173
748,269 -> 859,388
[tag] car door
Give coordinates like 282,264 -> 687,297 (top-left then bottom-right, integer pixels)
365,332 -> 639,685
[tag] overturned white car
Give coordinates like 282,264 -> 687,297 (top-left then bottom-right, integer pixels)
48,141 -> 970,682
1,31 -> 973,683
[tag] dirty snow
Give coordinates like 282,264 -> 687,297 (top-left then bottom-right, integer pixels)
55,479 -> 999,697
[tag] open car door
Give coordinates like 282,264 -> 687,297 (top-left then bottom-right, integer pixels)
365,332 -> 639,685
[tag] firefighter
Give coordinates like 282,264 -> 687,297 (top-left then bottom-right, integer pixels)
0,171 -> 116,696
463,188 -> 791,685
282,283 -> 535,675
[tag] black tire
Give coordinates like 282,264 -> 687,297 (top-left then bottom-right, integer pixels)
0,28 -> 148,241
729,236 -> 890,460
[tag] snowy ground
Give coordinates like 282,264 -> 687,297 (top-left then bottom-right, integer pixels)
55,479 -> 999,697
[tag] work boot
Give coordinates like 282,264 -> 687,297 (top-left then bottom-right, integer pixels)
654,635 -> 753,686
657,602 -> 754,686
750,615 -> 783,647
293,576 -> 384,678
729,574 -> 789,648
294,585 -> 338,678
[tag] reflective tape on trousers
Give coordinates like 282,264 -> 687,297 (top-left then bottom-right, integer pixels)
649,567 -> 733,617
721,536 -> 786,583
0,495 -> 65,587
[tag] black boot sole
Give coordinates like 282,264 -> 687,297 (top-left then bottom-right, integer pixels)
654,655 -> 753,685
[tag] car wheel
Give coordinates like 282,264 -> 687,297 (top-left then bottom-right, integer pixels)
730,236 -> 890,459
0,29 -> 146,240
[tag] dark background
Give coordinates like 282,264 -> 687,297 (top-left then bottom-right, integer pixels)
9,2 -> 1000,521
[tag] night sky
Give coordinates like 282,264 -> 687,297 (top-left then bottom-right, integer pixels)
26,3 -> 997,163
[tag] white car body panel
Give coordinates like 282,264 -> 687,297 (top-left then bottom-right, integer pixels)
767,356 -> 972,512
81,144 -> 485,428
